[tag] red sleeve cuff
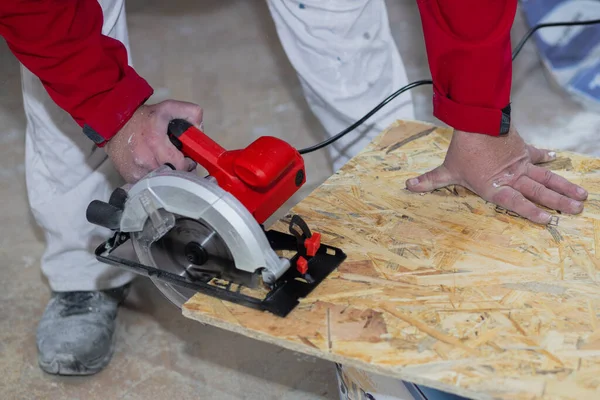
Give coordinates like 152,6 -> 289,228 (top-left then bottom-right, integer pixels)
81,67 -> 154,147
433,87 -> 511,136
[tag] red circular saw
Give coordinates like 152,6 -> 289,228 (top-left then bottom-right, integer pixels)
86,120 -> 346,317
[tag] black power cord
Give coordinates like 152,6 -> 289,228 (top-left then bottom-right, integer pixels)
298,18 -> 600,155
512,18 -> 600,60
298,80 -> 432,154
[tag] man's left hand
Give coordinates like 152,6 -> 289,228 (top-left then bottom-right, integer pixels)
405,126 -> 588,224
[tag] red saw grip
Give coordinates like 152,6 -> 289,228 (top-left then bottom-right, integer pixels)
167,119 -> 306,224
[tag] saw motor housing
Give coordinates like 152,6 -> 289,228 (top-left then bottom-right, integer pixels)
167,119 -> 306,224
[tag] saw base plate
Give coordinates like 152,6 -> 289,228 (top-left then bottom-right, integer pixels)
93,228 -> 346,317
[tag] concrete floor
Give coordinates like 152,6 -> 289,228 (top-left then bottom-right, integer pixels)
1,1 -> 599,399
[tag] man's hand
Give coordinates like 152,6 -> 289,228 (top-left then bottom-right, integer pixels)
405,126 -> 588,224
105,100 -> 203,183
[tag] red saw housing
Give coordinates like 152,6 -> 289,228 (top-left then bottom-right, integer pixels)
167,119 -> 306,224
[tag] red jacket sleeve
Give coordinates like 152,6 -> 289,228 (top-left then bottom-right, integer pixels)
416,0 -> 517,136
0,0 -> 154,146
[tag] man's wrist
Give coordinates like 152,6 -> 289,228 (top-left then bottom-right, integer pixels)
84,102 -> 145,149
81,67 -> 153,147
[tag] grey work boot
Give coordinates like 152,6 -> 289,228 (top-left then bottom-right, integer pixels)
36,284 -> 130,375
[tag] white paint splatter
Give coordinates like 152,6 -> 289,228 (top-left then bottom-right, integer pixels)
22,255 -> 35,268
294,351 -> 317,363
274,103 -> 292,113
0,129 -> 21,144
177,25 -> 196,36
251,125 -> 271,138
0,164 -> 25,178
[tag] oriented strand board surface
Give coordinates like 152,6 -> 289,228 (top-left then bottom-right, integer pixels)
182,120 -> 600,400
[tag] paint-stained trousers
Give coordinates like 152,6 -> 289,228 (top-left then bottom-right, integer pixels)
267,0 -> 414,171
21,0 -> 135,292
20,0 -> 454,398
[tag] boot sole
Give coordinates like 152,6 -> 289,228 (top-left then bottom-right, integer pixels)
38,333 -> 116,376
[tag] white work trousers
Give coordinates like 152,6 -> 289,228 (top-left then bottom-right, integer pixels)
266,0 -> 414,171
21,0 -> 135,291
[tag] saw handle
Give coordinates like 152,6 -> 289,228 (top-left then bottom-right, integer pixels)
166,119 -> 306,224
167,119 -> 226,167
167,119 -> 297,188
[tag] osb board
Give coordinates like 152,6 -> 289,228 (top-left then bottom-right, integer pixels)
182,120 -> 600,400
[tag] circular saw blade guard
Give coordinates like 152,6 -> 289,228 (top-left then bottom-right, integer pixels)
121,166 -> 290,305
86,165 -> 346,316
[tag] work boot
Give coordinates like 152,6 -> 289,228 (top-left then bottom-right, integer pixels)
36,283 -> 130,375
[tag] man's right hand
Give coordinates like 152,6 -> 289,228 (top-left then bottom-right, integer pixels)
104,100 -> 203,183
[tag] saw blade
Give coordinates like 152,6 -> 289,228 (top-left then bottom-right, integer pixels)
133,217 -> 261,308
